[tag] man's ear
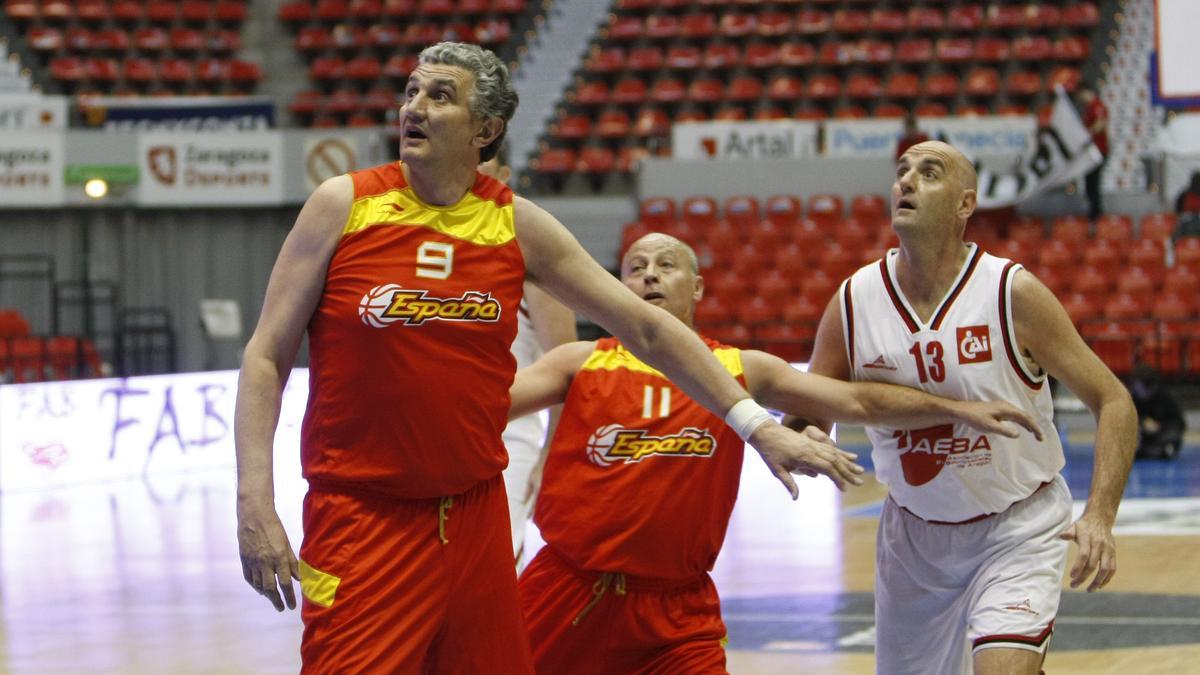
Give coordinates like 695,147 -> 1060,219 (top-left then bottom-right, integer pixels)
475,117 -> 503,149
958,189 -> 977,221
693,274 -> 704,303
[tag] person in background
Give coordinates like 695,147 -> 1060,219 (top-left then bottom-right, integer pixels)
1129,363 -> 1185,460
1077,85 -> 1109,221
1174,170 -> 1200,238
895,109 -> 931,162
478,146 -> 578,569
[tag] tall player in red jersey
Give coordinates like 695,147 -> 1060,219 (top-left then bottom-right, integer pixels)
507,232 -> 1042,674
233,42 -> 865,673
801,141 -> 1136,675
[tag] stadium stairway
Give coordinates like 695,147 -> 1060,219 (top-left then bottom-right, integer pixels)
507,0 -> 611,179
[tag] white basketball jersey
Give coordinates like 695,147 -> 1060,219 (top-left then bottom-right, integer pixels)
506,299 -> 546,442
841,244 -> 1064,522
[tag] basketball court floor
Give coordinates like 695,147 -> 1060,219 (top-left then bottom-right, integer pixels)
2,415 -> 1198,674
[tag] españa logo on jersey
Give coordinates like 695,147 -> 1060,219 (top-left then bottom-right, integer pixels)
358,283 -> 501,328
894,424 -> 992,486
585,424 -> 717,466
956,325 -> 992,364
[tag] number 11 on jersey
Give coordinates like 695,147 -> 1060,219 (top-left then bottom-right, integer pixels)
642,385 -> 671,418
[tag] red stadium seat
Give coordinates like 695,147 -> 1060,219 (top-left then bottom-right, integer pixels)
807,193 -> 844,228
633,107 -> 670,137
757,10 -> 793,36
795,9 -> 830,34
638,194 -> 676,228
947,4 -> 983,31
584,47 -> 624,74
1062,2 -> 1099,27
1061,292 -> 1101,325
1095,214 -> 1134,243
645,14 -> 680,40
612,77 -> 648,105
846,73 -> 882,99
1116,267 -> 1157,296
680,12 -> 717,39
1053,35 -> 1090,61
1163,266 -> 1200,298
649,77 -> 686,104
832,8 -> 869,33
974,37 -> 1010,62
807,74 -> 841,99
1013,36 -> 1053,61
596,109 -> 632,138
756,323 -> 817,363
924,72 -> 960,98
665,45 -> 701,69
627,46 -> 664,72
964,67 -> 1000,97
703,43 -> 740,70
688,77 -> 724,104
1049,66 -> 1082,92
743,43 -> 779,69
727,75 -> 764,102
719,13 -> 757,38
1139,213 -> 1177,241
1038,240 -> 1080,272
1051,215 -> 1089,245
986,4 -> 1026,30
578,146 -> 616,175
1177,237 -> 1200,268
779,42 -> 816,66
936,38 -> 974,63
1072,266 -> 1113,305
723,195 -> 761,229
907,6 -> 944,30
532,147 -> 576,175
1006,71 -> 1043,96
29,27 -> 64,52
1082,239 -> 1124,268
764,195 -> 802,229
573,80 -> 609,107
897,38 -> 933,63
682,196 -> 720,230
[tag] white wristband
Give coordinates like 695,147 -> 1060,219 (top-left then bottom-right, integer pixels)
724,398 -> 774,443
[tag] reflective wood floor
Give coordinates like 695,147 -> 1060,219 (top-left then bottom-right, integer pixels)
2,429 -> 1198,674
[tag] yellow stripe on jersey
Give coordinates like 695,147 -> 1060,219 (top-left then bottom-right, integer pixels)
580,344 -> 743,379
298,559 -> 342,608
343,188 -> 516,246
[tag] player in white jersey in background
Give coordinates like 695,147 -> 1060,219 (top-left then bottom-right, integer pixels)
478,149 -> 577,567
795,141 -> 1137,675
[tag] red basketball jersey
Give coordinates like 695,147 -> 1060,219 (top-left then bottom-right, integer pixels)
301,162 -> 525,498
534,337 -> 746,580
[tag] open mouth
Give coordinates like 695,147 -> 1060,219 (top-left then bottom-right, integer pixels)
643,292 -> 665,301
896,198 -> 916,211
404,128 -> 428,140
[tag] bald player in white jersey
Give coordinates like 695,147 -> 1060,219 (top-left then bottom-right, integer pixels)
796,141 -> 1137,675
479,151 -> 578,567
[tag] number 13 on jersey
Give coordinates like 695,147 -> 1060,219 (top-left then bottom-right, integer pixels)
908,340 -> 946,383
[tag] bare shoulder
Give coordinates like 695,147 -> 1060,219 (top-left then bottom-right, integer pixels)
540,340 -> 597,373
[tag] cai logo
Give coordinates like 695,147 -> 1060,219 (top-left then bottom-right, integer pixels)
957,325 -> 992,364
148,146 -> 177,185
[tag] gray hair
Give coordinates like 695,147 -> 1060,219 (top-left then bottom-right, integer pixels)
419,42 -> 518,162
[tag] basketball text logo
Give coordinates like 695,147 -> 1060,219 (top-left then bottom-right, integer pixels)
956,325 -> 992,364
358,284 -> 501,328
894,424 -> 992,486
585,425 -> 717,466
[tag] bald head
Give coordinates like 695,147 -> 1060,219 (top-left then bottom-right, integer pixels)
621,233 -> 699,275
903,140 -> 977,192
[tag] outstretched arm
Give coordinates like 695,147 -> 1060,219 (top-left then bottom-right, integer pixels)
1013,269 -> 1136,592
508,341 -> 592,420
235,175 -> 351,612
743,349 -> 1041,439
514,198 -> 863,496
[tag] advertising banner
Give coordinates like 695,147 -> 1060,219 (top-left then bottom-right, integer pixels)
0,94 -> 68,130
80,96 -> 275,131
823,118 -> 904,157
0,131 -> 65,206
137,131 -> 284,205
672,120 -> 820,160
0,369 -> 310,492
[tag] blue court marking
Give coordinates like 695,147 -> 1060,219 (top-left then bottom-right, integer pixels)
722,592 -> 1200,654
